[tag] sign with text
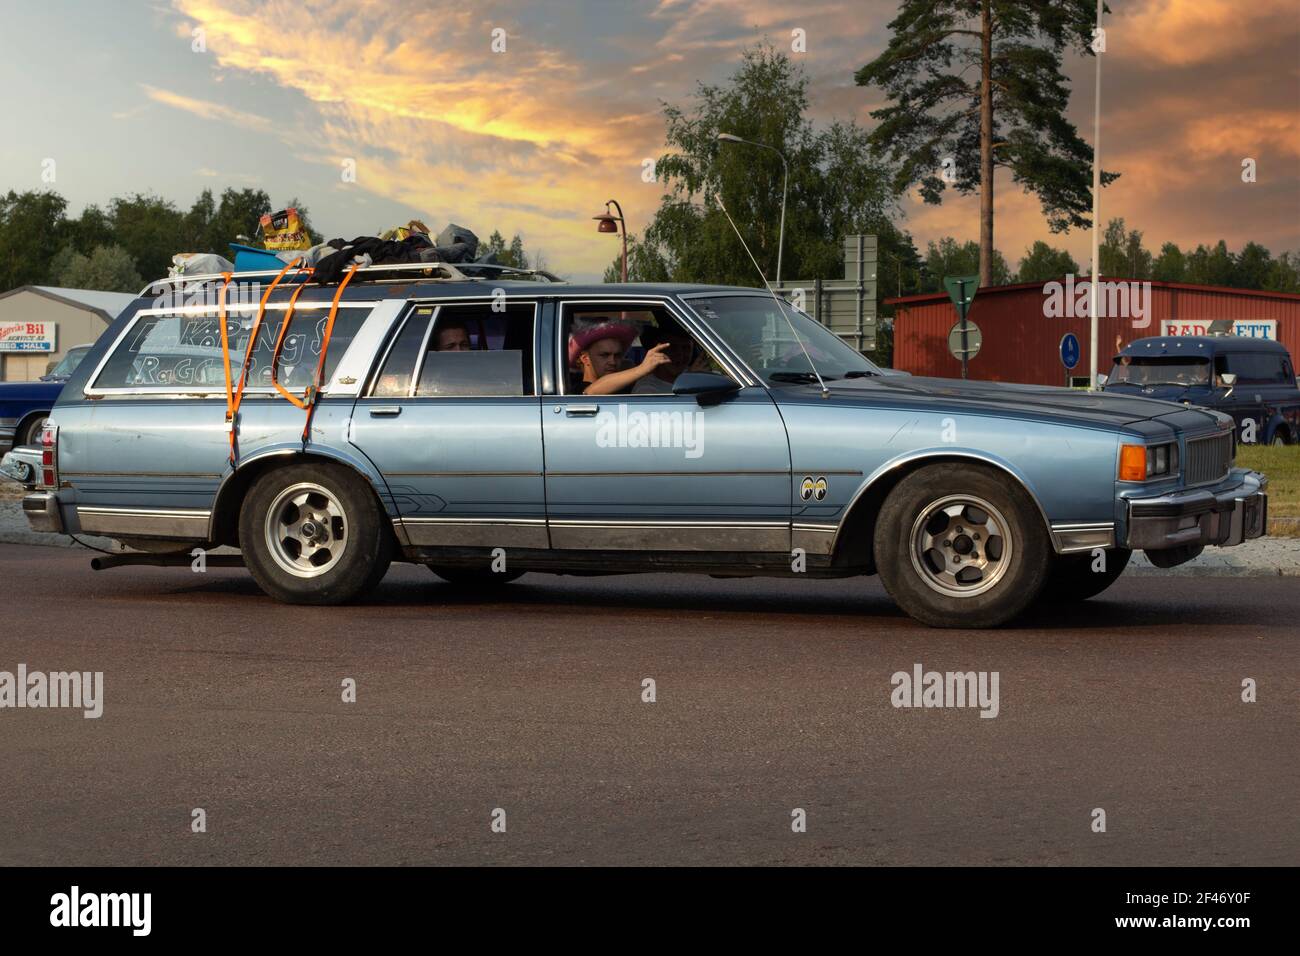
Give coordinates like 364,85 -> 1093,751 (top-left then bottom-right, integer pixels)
0,321 -> 56,352
1160,319 -> 1277,340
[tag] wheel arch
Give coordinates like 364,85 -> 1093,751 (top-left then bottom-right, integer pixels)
14,408 -> 52,446
207,447 -> 395,547
829,450 -> 1056,569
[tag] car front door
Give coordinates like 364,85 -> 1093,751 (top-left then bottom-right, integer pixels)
348,299 -> 548,550
542,298 -> 791,554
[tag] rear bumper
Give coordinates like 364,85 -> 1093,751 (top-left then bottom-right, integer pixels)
1125,469 -> 1267,551
21,492 -> 65,534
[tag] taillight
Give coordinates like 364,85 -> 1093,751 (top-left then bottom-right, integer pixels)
40,424 -> 57,489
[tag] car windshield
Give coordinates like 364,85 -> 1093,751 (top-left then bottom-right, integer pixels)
1108,356 -> 1211,387
46,347 -> 89,378
685,294 -> 881,385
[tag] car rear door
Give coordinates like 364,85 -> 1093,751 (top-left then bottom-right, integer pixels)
347,299 -> 548,550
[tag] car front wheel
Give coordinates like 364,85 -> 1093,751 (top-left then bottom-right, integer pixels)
239,462 -> 392,605
873,463 -> 1052,628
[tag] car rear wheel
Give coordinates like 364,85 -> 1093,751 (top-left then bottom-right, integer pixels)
873,463 -> 1052,628
18,414 -> 49,447
1040,547 -> 1132,603
239,462 -> 392,604
1271,431 -> 1290,446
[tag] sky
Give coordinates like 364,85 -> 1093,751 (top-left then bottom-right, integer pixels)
1,0 -> 1297,282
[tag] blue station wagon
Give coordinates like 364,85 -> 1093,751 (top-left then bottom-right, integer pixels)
21,262 -> 1268,628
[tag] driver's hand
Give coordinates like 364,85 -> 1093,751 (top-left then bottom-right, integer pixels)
638,342 -> 672,372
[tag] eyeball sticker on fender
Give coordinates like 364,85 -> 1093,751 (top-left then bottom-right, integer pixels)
800,476 -> 828,501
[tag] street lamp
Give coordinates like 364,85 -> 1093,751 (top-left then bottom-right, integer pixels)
593,199 -> 627,282
717,132 -> 788,287
1088,0 -> 1103,390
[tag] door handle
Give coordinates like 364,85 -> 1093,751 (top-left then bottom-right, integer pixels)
564,405 -> 600,417
369,406 -> 402,417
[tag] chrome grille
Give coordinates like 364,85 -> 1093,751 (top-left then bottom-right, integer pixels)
1186,433 -> 1232,486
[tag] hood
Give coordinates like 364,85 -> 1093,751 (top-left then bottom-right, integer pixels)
813,374 -> 1215,430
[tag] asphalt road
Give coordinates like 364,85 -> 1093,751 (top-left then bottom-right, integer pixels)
1,542 -> 1296,866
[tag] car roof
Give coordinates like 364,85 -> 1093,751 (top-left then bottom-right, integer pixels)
1121,335 -> 1287,355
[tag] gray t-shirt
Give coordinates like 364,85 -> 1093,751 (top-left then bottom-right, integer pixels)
630,372 -> 676,394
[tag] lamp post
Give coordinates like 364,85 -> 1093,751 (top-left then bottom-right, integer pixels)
593,199 -> 627,282
1088,0 -> 1103,390
717,132 -> 788,287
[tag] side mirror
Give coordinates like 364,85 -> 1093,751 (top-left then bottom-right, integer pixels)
1219,372 -> 1236,399
1096,373 -> 1109,386
672,371 -> 740,406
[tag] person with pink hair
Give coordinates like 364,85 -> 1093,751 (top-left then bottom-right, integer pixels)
567,320 -> 672,395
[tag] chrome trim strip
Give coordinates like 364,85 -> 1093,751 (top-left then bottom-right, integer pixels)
548,519 -> 788,528
547,469 -> 790,478
1050,522 -> 1117,553
76,506 -> 211,539
397,516 -> 548,548
62,471 -> 222,479
792,522 -> 837,556
548,518 -> 788,552
384,471 -> 542,478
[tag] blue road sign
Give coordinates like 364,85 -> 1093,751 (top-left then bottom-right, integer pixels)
1060,332 -> 1081,370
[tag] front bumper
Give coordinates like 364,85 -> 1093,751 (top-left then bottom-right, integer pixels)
1125,469 -> 1267,551
21,492 -> 65,534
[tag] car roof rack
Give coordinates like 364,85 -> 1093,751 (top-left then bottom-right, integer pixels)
141,260 -> 563,296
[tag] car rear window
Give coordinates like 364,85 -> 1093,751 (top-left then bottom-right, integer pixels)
91,306 -> 372,392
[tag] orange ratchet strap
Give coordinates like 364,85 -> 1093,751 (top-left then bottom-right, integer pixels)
224,258 -> 302,465
299,262 -> 361,445
270,266 -> 318,410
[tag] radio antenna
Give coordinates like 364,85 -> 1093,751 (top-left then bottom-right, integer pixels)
713,192 -> 829,397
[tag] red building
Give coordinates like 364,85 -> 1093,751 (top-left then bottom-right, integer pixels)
888,278 -> 1300,386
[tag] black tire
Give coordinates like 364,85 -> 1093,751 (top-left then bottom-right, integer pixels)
239,461 -> 392,604
1270,430 -> 1290,447
18,413 -> 49,447
1040,547 -> 1132,603
428,565 -> 525,587
873,463 -> 1053,628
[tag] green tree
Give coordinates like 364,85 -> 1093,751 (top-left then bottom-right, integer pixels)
1263,251 -> 1300,293
1098,218 -> 1152,278
1183,241 -> 1235,287
106,193 -> 184,283
644,44 -> 903,294
856,0 -> 1117,287
1151,241 -> 1185,282
1016,240 -> 1079,281
0,190 -> 70,292
602,232 -> 673,283
921,237 -> 1011,290
1232,241 -> 1273,290
56,244 -> 143,292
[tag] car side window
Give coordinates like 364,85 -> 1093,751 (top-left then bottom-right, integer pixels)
412,304 -> 536,397
559,302 -> 725,396
371,307 -> 432,397
92,307 -> 369,391
1225,353 -> 1288,385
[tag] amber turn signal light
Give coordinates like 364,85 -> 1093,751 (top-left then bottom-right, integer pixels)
1118,444 -> 1147,482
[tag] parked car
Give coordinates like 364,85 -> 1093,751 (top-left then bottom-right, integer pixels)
1101,335 -> 1299,445
20,265 -> 1267,628
0,344 -> 93,454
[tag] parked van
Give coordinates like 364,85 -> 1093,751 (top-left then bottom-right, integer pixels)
1101,335 -> 1298,445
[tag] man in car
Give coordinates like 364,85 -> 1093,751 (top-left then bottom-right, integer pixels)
567,320 -> 670,395
433,319 -> 472,352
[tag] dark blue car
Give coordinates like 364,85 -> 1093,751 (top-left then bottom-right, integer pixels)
1102,336 -> 1299,445
0,344 -> 92,453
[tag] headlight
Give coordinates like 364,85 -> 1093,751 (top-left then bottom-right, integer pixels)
1119,442 -> 1178,481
